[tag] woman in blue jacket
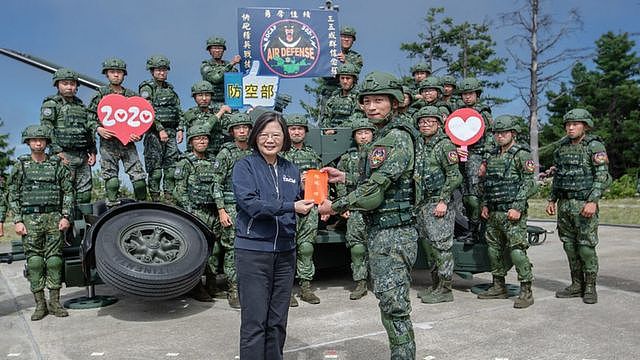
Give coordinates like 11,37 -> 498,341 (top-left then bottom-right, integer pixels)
232,111 -> 314,360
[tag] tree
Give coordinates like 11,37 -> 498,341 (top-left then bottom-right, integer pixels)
399,7 -> 452,73
0,119 -> 15,176
500,0 -> 589,177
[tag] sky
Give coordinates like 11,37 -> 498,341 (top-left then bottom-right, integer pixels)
1,0 -> 638,157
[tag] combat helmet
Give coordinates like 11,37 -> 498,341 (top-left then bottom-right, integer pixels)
358,71 -> 404,104
187,124 -> 211,142
101,57 -> 127,75
410,62 -> 431,75
441,75 -> 457,88
226,113 -> 253,132
563,108 -> 594,128
413,105 -> 443,125
418,77 -> 443,94
336,62 -> 359,80
191,80 -> 214,95
340,26 -> 357,40
146,55 -> 171,70
52,68 -> 79,87
493,115 -> 522,133
458,77 -> 482,96
285,114 -> 309,130
350,117 -> 376,135
206,36 -> 227,50
22,125 -> 52,143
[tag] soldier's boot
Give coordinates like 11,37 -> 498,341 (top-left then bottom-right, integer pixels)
105,178 -> 121,207
422,278 -> 454,304
31,291 -> 48,321
583,273 -> 598,304
418,268 -> 440,299
48,289 -> 68,317
555,270 -> 584,298
513,282 -> 534,309
132,180 -> 148,201
349,280 -> 368,300
477,276 -> 509,299
299,281 -> 320,304
289,294 -> 299,307
204,267 -> 226,299
187,281 -> 214,302
227,281 -> 241,309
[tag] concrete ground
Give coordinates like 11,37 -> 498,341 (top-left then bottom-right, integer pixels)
1,221 -> 639,360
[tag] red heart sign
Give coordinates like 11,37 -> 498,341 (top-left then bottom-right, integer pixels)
444,108 -> 486,146
97,94 -> 155,145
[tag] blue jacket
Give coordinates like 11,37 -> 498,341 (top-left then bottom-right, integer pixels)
233,151 -> 302,252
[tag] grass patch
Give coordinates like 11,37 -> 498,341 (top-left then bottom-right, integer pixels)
528,198 -> 640,225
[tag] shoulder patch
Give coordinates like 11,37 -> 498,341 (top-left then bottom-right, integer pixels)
42,107 -> 53,117
593,151 -> 608,165
140,90 -> 150,99
369,146 -> 387,168
447,150 -> 459,164
524,159 -> 536,173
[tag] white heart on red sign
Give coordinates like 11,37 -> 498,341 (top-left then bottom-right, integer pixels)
97,94 -> 155,145
444,108 -> 486,146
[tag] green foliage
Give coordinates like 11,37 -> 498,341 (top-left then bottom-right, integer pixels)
603,174 -> 638,199
0,120 -> 15,176
91,170 -> 133,201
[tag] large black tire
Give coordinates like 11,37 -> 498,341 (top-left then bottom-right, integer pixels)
94,208 -> 209,300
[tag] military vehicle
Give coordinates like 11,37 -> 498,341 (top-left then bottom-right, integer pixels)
0,48 -> 548,307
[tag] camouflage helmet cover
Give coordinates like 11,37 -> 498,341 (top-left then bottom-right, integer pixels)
285,114 -> 309,129
52,68 -> 79,87
340,26 -> 356,40
458,77 -> 482,96
563,108 -> 594,127
410,62 -> 431,75
358,71 -> 404,104
22,125 -> 52,143
336,62 -> 359,79
418,77 -> 443,94
191,80 -> 214,95
441,75 -> 457,87
206,36 -> 227,50
492,115 -> 522,133
187,124 -> 211,142
350,117 -> 376,135
146,55 -> 171,70
101,57 -> 127,75
413,105 -> 443,124
226,113 -> 253,132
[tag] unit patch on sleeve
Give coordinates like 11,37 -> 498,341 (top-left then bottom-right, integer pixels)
369,147 -> 387,168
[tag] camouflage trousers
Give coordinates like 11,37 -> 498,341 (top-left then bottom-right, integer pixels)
415,202 -> 455,280
296,206 -> 318,282
143,128 -> 180,196
99,138 -> 146,182
368,225 -> 417,359
191,207 -> 223,277
485,210 -> 533,282
21,213 -> 64,293
63,149 -> 92,198
557,199 -> 599,274
460,153 -> 482,222
345,210 -> 368,282
220,205 -> 238,283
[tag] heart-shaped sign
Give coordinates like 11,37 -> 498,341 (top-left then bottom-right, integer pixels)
444,108 -> 486,146
97,94 -> 155,145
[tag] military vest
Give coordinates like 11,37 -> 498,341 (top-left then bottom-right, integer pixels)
184,107 -> 224,156
414,132 -> 449,200
181,153 -> 216,206
96,86 -> 137,98
17,155 -> 61,207
366,120 -> 417,228
43,95 -> 92,150
463,103 -> 492,154
553,136 -> 599,200
483,143 -> 529,206
323,91 -> 359,127
200,59 -> 236,101
139,80 -> 181,127
217,142 -> 252,204
338,147 -> 368,193
282,144 -> 321,172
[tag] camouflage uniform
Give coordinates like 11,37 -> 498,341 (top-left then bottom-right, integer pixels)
40,69 -> 96,205
413,107 -> 462,304
331,72 -> 418,359
140,56 -> 184,202
319,26 -> 363,98
550,109 -> 611,304
183,107 -> 225,158
201,37 -> 238,108
478,116 -> 537,307
89,81 -> 147,204
8,125 -> 74,320
321,90 -> 361,128
410,77 -> 451,119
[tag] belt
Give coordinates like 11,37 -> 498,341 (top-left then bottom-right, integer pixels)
22,205 -> 59,214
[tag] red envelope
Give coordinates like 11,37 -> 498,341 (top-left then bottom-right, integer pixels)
304,169 -> 328,205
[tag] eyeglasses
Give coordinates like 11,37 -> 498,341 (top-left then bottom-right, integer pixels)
258,132 -> 283,141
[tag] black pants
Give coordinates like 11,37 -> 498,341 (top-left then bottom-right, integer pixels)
236,248 -> 296,360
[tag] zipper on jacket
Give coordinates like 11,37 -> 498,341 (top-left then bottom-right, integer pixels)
269,164 -> 280,251
246,218 -> 254,235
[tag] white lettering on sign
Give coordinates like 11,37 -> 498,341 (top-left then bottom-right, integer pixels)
100,105 -> 154,128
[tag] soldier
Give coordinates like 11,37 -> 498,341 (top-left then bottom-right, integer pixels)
413,106 -> 462,304
40,68 -> 96,206
8,125 -> 73,320
409,62 -> 431,97
335,117 -> 376,300
282,114 -> 323,306
320,62 -> 362,130
440,75 -> 459,109
212,113 -> 253,309
411,77 -> 451,119
173,125 -> 218,302
546,109 -> 611,304
88,58 -> 147,206
139,55 -> 184,202
477,115 -> 537,308
319,26 -> 364,98
183,80 -> 232,158
457,77 -> 494,244
319,72 -> 419,358
200,36 -> 241,110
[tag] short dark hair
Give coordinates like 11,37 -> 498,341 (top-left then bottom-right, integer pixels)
248,111 -> 292,152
